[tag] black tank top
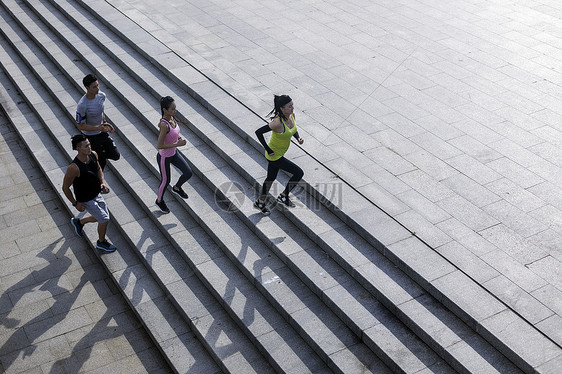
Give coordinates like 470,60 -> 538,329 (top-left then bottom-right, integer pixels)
72,153 -> 101,202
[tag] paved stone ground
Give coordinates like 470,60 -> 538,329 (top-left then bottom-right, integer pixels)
0,113 -> 170,373
108,0 -> 562,343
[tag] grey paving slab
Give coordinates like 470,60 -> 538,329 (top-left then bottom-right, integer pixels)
483,275 -> 554,325
483,199 -> 549,238
479,225 -> 549,265
396,189 -> 451,224
526,255 -> 562,291
435,241 -> 500,284
394,209 -> 452,248
364,321 -> 439,374
290,299 -> 359,356
431,270 -> 507,324
536,315 -> 562,346
446,335 -> 521,374
437,194 -> 499,232
480,309 -> 561,371
442,173 -> 501,208
350,204 -> 412,247
160,332 -> 222,374
387,237 -> 456,284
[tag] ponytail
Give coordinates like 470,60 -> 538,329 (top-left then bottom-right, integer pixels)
160,96 -> 175,117
266,95 -> 292,120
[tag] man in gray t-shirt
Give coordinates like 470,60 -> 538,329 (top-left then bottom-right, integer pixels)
76,74 -> 120,170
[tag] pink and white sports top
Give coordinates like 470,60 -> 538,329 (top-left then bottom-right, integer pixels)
158,118 -> 180,158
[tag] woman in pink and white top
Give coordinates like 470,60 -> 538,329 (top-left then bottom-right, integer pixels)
155,96 -> 192,214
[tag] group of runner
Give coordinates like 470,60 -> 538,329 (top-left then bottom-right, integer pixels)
63,74 -> 304,252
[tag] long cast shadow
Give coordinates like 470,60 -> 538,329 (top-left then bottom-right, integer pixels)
0,238 -> 82,369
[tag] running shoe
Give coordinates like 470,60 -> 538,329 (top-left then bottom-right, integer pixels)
172,185 -> 188,199
96,239 -> 117,252
253,199 -> 270,216
71,218 -> 83,237
277,194 -> 295,208
155,199 -> 170,214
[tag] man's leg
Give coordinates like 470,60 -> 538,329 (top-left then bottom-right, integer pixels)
105,139 -> 120,162
72,215 -> 96,237
97,221 -> 109,242
102,134 -> 120,168
79,216 -> 97,226
87,134 -> 107,170
81,194 -> 115,252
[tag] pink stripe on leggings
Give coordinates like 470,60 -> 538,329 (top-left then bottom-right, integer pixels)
158,155 -> 169,201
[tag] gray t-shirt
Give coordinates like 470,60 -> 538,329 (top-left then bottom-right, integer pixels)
76,92 -> 106,135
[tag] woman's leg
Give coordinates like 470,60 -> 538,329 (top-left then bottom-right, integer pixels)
157,153 -> 172,202
260,160 -> 281,200
170,153 -> 193,187
276,157 -> 304,196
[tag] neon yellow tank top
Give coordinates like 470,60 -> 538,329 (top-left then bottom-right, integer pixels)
265,115 -> 297,161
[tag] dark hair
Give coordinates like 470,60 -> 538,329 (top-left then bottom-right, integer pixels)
160,96 -> 175,117
82,74 -> 97,88
267,95 -> 292,120
71,134 -> 88,150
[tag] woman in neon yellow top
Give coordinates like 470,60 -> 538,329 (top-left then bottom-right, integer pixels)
254,95 -> 304,215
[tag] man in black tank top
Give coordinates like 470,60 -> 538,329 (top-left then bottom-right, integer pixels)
62,134 -> 117,252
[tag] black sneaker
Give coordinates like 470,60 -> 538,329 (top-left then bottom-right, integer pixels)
71,218 -> 83,237
155,199 -> 170,214
96,239 -> 117,252
277,194 -> 295,208
253,199 -> 270,216
172,185 -> 188,199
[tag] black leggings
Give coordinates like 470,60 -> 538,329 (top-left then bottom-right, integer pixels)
157,152 -> 193,201
87,133 -> 120,170
260,157 -> 304,198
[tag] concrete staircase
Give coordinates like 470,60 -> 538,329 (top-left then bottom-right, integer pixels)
0,0 -> 559,372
